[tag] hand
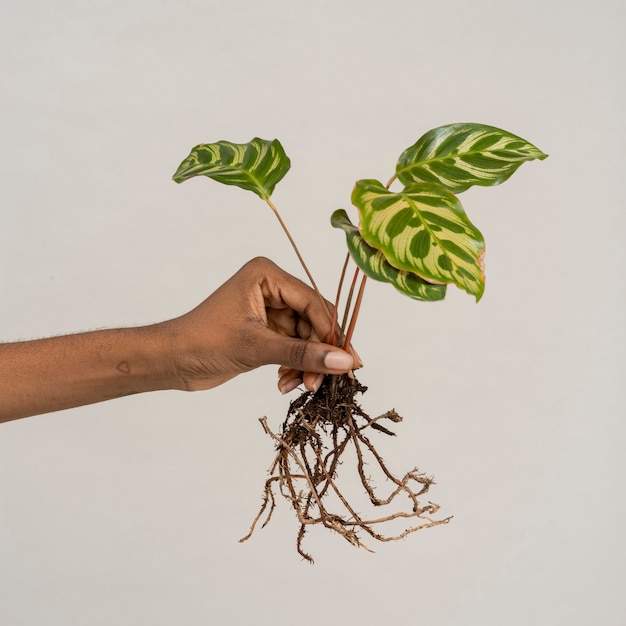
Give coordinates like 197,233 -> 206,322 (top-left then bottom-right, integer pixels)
166,257 -> 357,393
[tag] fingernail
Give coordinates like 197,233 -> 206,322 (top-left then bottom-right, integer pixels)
311,373 -> 325,393
323,351 -> 353,372
280,378 -> 302,395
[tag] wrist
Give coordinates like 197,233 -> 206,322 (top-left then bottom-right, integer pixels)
143,320 -> 190,392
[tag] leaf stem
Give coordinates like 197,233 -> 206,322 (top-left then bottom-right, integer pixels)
341,266 -> 361,338
330,253 -> 351,347
344,274 -> 368,349
265,198 -> 322,296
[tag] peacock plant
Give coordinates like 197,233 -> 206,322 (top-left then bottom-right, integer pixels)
173,123 -> 547,562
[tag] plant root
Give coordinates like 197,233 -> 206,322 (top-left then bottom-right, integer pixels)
239,374 -> 451,563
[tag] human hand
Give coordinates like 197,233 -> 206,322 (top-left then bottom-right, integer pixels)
165,257 -> 358,393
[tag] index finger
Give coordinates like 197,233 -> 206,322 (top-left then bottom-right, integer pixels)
257,261 -> 336,343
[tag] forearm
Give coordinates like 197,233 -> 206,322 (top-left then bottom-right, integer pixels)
0,325 -> 182,423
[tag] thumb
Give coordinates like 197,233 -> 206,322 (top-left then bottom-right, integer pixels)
264,334 -> 354,375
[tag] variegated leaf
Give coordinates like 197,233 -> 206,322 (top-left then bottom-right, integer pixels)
352,179 -> 486,300
172,137 -> 290,200
396,123 -> 548,194
331,209 -> 447,302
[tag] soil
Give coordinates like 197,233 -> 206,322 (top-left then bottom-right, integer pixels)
240,374 -> 450,563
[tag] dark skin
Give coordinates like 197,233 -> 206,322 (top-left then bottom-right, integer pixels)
0,257 -> 358,423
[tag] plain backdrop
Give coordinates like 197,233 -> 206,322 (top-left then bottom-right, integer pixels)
1,0 -> 624,624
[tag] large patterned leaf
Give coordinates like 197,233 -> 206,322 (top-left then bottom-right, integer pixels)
172,137 -> 290,200
331,209 -> 447,302
396,123 -> 548,194
352,179 -> 486,300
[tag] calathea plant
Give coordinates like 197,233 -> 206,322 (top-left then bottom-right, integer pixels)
173,123 -> 547,562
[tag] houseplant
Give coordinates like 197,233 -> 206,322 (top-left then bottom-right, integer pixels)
173,123 -> 547,561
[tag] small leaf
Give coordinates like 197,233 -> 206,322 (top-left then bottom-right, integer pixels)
396,123 -> 548,194
172,137 -> 290,200
331,209 -> 447,302
352,180 -> 486,300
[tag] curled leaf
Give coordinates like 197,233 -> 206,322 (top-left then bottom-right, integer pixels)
352,180 -> 485,301
331,209 -> 446,301
173,137 -> 290,200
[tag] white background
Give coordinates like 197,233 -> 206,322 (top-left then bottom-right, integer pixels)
1,0 -> 624,624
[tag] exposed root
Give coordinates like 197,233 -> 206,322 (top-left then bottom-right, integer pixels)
239,374 -> 451,563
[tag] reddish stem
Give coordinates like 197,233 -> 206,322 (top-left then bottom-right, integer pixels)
330,253 -> 351,347
344,274 -> 368,349
341,266 -> 361,339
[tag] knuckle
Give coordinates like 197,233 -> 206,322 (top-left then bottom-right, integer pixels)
240,257 -> 280,288
291,341 -> 308,369
244,256 -> 274,273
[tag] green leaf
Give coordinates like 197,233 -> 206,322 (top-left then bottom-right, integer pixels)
396,123 -> 548,194
352,180 -> 486,301
172,137 -> 290,200
331,209 -> 447,302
